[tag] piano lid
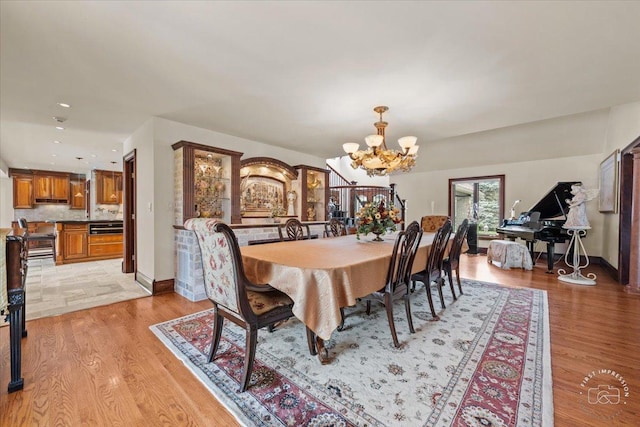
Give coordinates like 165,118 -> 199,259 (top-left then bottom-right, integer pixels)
527,181 -> 582,220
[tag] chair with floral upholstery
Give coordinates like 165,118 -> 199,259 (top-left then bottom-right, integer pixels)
184,218 -> 295,392
411,219 -> 453,320
360,221 -> 423,347
420,215 -> 450,232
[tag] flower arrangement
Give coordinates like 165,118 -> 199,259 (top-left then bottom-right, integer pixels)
356,200 -> 402,240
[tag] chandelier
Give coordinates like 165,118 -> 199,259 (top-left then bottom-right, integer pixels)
342,106 -> 419,177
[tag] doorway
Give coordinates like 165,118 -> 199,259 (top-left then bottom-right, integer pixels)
618,136 -> 640,284
123,149 -> 136,274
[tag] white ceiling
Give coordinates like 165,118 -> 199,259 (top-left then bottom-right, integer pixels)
1,1 -> 639,175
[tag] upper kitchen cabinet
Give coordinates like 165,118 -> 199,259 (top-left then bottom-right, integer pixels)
34,173 -> 70,203
172,140 -> 243,225
10,168 -> 84,208
12,174 -> 34,208
69,174 -> 87,210
95,170 -> 122,204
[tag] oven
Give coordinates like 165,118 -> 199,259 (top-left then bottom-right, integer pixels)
89,222 -> 123,235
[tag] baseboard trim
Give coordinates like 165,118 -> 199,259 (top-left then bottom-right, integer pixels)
135,271 -> 153,293
153,278 -> 175,295
599,257 -> 620,282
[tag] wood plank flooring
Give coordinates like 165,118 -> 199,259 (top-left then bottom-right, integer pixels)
1,254 -> 639,426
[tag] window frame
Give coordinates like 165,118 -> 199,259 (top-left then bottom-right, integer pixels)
448,175 -> 505,236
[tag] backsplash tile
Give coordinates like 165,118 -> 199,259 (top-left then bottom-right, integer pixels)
15,205 -> 87,222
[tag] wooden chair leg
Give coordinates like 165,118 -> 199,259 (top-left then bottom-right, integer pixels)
456,267 -> 463,295
437,278 -> 446,309
403,294 -> 415,334
425,284 -> 438,320
446,264 -> 457,300
305,326 -> 318,356
337,307 -> 345,331
366,300 -> 372,315
208,313 -> 224,363
240,326 -> 257,392
384,293 -> 400,348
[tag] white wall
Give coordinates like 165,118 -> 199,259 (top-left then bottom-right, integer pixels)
394,153 -> 603,254
0,157 -> 13,228
393,104 -> 640,264
123,118 -> 155,282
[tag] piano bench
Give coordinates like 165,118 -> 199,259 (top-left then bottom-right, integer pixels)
487,240 -> 533,270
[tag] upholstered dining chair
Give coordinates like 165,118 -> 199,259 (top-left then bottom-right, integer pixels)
420,215 -> 449,232
443,219 -> 470,299
17,218 -> 56,261
324,218 -> 347,238
411,219 -> 453,320
361,221 -> 423,348
185,218 -> 295,392
278,218 -> 310,241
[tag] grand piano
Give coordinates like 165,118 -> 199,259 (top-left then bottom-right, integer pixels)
496,181 -> 581,273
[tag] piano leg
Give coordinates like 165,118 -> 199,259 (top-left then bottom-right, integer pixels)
526,240 -> 535,264
546,242 -> 555,273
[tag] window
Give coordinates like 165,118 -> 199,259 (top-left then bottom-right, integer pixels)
448,175 -> 504,236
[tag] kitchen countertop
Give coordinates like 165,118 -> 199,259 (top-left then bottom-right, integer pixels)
46,220 -> 123,224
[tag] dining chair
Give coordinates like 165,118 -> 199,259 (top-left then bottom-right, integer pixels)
324,218 -> 347,237
278,218 -> 310,241
411,219 -> 453,320
420,215 -> 449,232
17,218 -> 56,261
185,218 -> 295,392
361,220 -> 423,348
443,219 -> 470,299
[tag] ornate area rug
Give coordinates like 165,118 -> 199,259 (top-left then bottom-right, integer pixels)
150,279 -> 553,426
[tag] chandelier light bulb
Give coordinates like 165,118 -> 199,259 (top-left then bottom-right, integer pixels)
365,135 -> 384,147
343,142 -> 360,154
398,136 -> 417,150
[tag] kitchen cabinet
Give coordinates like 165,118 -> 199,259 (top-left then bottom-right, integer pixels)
95,170 -> 122,204
70,175 -> 87,210
12,175 -> 33,208
88,234 -> 123,258
34,174 -> 69,203
62,224 -> 88,260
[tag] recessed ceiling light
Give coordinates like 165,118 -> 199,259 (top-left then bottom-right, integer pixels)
57,102 -> 71,108
50,162 -> 55,165
51,154 -> 57,157
56,126 -> 65,130
111,149 -> 117,152
91,154 -> 96,157
53,140 -> 61,144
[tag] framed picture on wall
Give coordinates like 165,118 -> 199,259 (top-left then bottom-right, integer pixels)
598,149 -> 619,213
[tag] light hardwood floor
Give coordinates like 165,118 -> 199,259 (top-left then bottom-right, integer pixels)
1,254 -> 639,426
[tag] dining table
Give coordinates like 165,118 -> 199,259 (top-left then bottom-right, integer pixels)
240,231 -> 438,363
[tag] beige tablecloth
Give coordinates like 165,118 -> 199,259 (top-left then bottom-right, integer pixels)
241,232 -> 436,340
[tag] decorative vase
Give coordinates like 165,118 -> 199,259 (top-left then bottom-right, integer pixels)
371,230 -> 384,241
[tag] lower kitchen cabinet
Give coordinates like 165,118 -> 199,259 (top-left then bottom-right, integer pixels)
63,225 -> 88,260
88,234 -> 123,258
